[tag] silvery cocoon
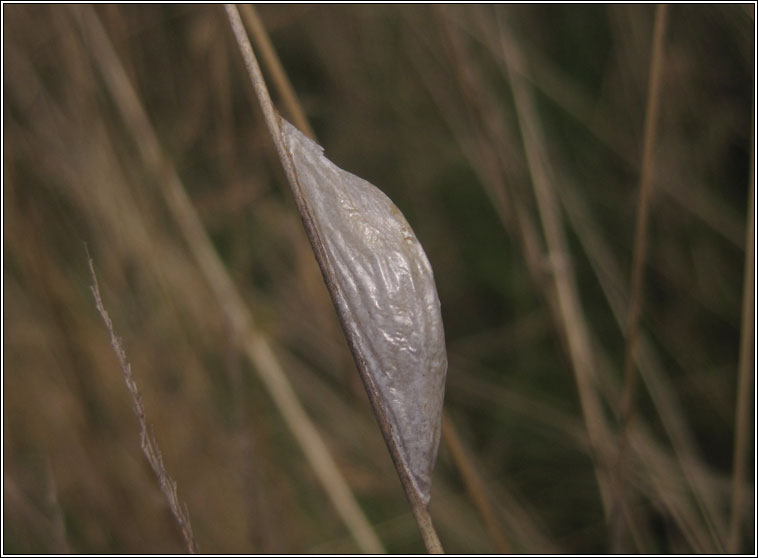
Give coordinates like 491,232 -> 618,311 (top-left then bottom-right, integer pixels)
281,118 -> 447,506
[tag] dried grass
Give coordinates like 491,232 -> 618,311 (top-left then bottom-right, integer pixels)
3,4 -> 753,554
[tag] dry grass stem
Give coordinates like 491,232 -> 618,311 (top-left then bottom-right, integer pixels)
478,19 -> 744,253
239,4 -> 315,140
498,17 -> 615,521
727,107 -> 755,554
77,6 -> 383,553
441,413 -> 510,553
88,255 -> 198,554
5,5 -> 749,554
235,7 -> 496,551
418,14 -> 610,548
613,5 -> 669,550
225,4 -> 444,553
44,458 -> 70,554
559,179 -> 725,552
617,2 -> 669,446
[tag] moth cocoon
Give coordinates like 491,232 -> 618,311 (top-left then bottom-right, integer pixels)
281,118 -> 447,506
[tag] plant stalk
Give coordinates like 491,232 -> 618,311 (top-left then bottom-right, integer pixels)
613,5 -> 668,551
727,103 -> 755,554
224,4 -> 444,553
77,5 -> 383,553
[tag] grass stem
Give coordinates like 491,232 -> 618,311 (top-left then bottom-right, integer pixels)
239,4 -> 315,140
224,4 -> 443,553
441,413 -> 510,553
78,6 -> 383,553
88,254 -> 198,554
613,4 -> 669,550
726,105 -> 755,554
498,14 -> 615,523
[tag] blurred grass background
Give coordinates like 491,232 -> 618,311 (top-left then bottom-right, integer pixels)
3,3 -> 754,554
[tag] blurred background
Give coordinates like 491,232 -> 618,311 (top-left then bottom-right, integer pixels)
3,4 -> 754,554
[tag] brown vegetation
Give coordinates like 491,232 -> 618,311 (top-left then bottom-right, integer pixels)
4,4 -> 753,554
